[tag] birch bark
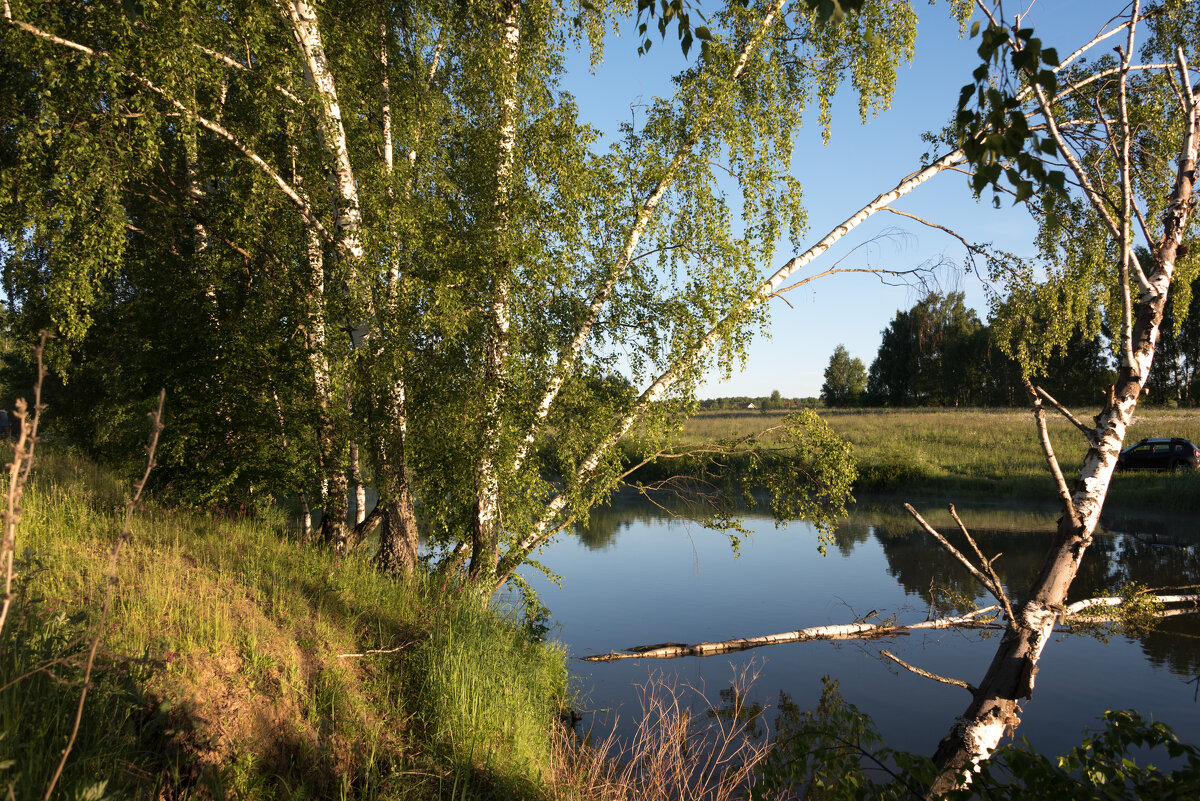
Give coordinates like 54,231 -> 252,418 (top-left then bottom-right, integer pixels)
511,0 -> 787,473
469,0 -> 522,582
928,42 -> 1199,791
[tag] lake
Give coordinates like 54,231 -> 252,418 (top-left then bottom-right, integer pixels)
514,493 -> 1200,762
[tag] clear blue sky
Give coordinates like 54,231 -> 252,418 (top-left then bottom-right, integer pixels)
560,1 -> 1129,398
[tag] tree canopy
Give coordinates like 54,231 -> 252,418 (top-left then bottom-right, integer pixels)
1,0 -> 965,587
820,344 -> 867,406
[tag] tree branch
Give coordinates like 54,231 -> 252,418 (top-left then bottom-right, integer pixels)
512,0 -> 789,472
1,10 -> 337,249
904,504 -> 1006,607
0,333 -> 48,638
880,650 -> 977,694
1032,385 -> 1095,440
1024,380 -> 1078,523
949,504 -> 1015,628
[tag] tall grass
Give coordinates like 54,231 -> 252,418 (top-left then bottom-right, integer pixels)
0,447 -> 572,799
412,602 -> 568,796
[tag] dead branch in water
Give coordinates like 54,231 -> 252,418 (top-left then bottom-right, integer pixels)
583,607 -> 1000,661
585,593 -> 1200,662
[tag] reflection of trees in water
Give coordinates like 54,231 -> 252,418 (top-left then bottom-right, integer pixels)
574,489 -> 782,551
574,501 -> 652,550
871,524 -> 1057,610
1107,534 -> 1200,678
863,511 -> 1200,680
578,495 -> 1200,678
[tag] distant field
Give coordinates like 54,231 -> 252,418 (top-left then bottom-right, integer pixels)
669,407 -> 1200,511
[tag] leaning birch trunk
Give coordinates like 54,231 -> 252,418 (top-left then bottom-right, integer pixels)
492,147 -> 966,587
510,0 -> 787,474
469,0 -> 521,583
928,66 -> 1200,793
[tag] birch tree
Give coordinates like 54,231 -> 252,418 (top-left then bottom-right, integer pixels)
922,0 -> 1200,788
1,0 -> 978,585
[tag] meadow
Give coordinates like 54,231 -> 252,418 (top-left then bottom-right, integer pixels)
667,407 -> 1200,512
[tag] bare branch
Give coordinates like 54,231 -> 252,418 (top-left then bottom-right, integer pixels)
880,205 -> 986,255
337,644 -> 407,658
0,333 -> 49,637
881,650 -> 977,694
1032,385 -> 1095,440
1024,381 -> 1078,523
904,504 -> 1003,602
949,505 -> 1015,627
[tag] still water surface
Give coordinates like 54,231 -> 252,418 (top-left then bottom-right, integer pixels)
516,494 -> 1200,759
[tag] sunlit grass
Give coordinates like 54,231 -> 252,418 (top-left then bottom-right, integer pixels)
1,447 -> 570,800
669,407 -> 1200,510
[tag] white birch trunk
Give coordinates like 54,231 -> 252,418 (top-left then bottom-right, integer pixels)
470,0 -> 521,582
584,607 -> 1001,661
511,0 -> 787,471
928,54 -> 1199,791
369,14 -> 422,573
280,0 -> 364,261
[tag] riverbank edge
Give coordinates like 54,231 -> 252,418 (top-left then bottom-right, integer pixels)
0,448 -> 572,800
618,442 -> 1200,514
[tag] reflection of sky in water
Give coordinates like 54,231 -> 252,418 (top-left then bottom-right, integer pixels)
515,498 -> 1200,760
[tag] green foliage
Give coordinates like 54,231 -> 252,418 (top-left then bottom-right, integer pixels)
750,677 -> 938,800
866,292 -> 991,406
954,20 -> 1065,206
821,344 -> 867,407
943,710 -> 1200,800
1068,582 -> 1167,643
1,448 -> 573,799
744,409 -> 857,550
749,678 -> 1200,800
412,600 -> 569,790
1146,269 -> 1200,406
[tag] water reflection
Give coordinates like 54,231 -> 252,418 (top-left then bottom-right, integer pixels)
526,492 -> 1200,758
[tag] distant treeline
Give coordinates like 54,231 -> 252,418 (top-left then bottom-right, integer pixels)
697,393 -> 820,411
820,285 -> 1200,409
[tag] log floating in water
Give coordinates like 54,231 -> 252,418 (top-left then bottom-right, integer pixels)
583,595 -> 1200,662
582,607 -> 1000,661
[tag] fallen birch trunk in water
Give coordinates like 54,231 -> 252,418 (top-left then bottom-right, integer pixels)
582,594 -> 1200,662
582,606 -> 1001,661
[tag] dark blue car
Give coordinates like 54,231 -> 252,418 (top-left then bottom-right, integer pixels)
1116,438 -> 1200,472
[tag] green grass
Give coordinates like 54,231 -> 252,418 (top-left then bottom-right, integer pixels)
659,407 -> 1200,511
0,448 -> 569,800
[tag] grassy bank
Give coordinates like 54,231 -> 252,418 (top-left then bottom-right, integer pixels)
642,407 -> 1200,512
0,449 -> 569,800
